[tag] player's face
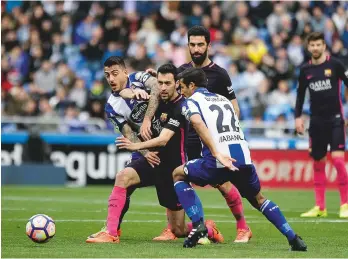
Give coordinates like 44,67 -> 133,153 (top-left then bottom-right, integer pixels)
158,72 -> 176,101
308,40 -> 326,60
179,79 -> 194,98
104,65 -> 128,92
188,36 -> 210,66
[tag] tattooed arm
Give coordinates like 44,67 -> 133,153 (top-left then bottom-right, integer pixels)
120,123 -> 160,167
141,77 -> 160,140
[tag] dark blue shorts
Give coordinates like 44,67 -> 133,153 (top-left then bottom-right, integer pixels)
184,157 -> 261,199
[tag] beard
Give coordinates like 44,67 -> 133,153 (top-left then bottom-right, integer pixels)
190,49 -> 208,66
311,51 -> 324,60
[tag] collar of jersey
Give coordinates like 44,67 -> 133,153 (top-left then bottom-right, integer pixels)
193,87 -> 209,94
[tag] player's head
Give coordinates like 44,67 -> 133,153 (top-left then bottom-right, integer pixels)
104,56 -> 128,92
307,32 -> 326,60
187,26 -> 211,66
178,67 -> 207,97
157,63 -> 178,102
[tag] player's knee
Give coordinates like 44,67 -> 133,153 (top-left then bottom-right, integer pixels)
216,181 -> 232,195
255,192 -> 266,207
115,169 -> 135,188
172,166 -> 185,182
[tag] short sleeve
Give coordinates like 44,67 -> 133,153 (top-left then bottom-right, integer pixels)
181,99 -> 201,121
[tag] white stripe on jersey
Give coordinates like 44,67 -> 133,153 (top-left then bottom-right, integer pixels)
186,88 -> 252,166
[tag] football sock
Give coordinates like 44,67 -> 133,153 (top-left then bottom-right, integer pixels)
313,161 -> 326,210
223,185 -> 248,230
174,181 -> 202,224
166,208 -> 172,230
332,157 -> 348,205
260,199 -> 296,242
107,186 -> 126,237
118,195 -> 130,230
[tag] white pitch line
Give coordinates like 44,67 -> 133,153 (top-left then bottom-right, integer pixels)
2,218 -> 348,223
1,196 -> 307,212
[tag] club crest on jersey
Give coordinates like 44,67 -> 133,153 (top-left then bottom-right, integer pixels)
324,69 -> 332,77
160,113 -> 168,122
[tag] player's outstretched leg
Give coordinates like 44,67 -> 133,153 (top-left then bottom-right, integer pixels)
174,180 -> 210,248
247,192 -> 307,251
301,160 -> 327,217
217,182 -> 252,243
86,167 -> 141,243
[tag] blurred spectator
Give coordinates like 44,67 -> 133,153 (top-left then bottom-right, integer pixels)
311,7 -> 327,33
129,44 -> 152,71
68,78 -> 88,110
3,0 -> 347,128
234,17 -> 258,44
332,5 -> 347,35
34,60 -> 57,94
59,103 -> 86,132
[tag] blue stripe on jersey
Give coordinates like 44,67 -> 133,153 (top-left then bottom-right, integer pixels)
228,144 -> 246,166
105,103 -> 122,117
189,98 -> 210,157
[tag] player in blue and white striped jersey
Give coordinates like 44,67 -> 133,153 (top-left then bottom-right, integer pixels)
173,67 -> 307,251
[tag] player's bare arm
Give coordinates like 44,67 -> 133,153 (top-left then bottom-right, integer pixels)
119,88 -> 150,100
294,70 -> 307,135
121,123 -> 160,167
231,99 -> 240,118
141,77 -> 161,140
117,128 -> 175,151
190,114 -> 238,171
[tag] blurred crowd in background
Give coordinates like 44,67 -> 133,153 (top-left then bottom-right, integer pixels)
2,1 -> 348,133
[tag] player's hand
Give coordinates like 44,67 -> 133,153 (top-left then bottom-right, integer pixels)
215,153 -> 239,171
145,68 -> 157,77
115,136 -> 139,151
133,88 -> 150,100
140,117 -> 152,141
144,151 -> 161,168
295,117 -> 305,135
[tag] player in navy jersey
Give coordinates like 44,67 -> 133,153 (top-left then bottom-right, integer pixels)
143,25 -> 251,243
86,60 -> 223,243
295,32 -> 348,218
173,67 -> 307,251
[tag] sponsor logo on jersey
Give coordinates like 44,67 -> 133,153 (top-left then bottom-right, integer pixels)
160,113 -> 168,122
309,79 -> 332,91
324,69 -> 332,77
168,118 -> 180,127
227,85 -> 234,94
130,102 -> 148,122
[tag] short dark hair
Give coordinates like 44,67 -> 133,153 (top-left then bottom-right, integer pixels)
307,32 -> 325,44
157,63 -> 178,81
178,67 -> 208,88
104,56 -> 126,68
187,26 -> 210,44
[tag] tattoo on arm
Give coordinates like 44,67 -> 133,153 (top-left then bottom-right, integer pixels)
144,77 -> 160,119
121,124 -> 148,156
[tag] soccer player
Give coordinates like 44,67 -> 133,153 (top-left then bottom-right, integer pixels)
295,32 -> 348,218
86,60 -> 223,243
143,25 -> 252,243
171,67 -> 307,251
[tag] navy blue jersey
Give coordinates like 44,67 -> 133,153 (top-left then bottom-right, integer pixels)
178,61 -> 236,100
295,56 -> 348,118
151,94 -> 188,164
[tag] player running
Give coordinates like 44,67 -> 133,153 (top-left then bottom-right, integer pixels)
86,59 -> 223,243
170,67 -> 307,251
295,32 -> 348,218
144,26 -> 252,243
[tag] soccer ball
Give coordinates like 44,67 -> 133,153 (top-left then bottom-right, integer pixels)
26,214 -> 55,243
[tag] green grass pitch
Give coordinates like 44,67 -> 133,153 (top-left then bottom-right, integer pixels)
2,186 -> 348,258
